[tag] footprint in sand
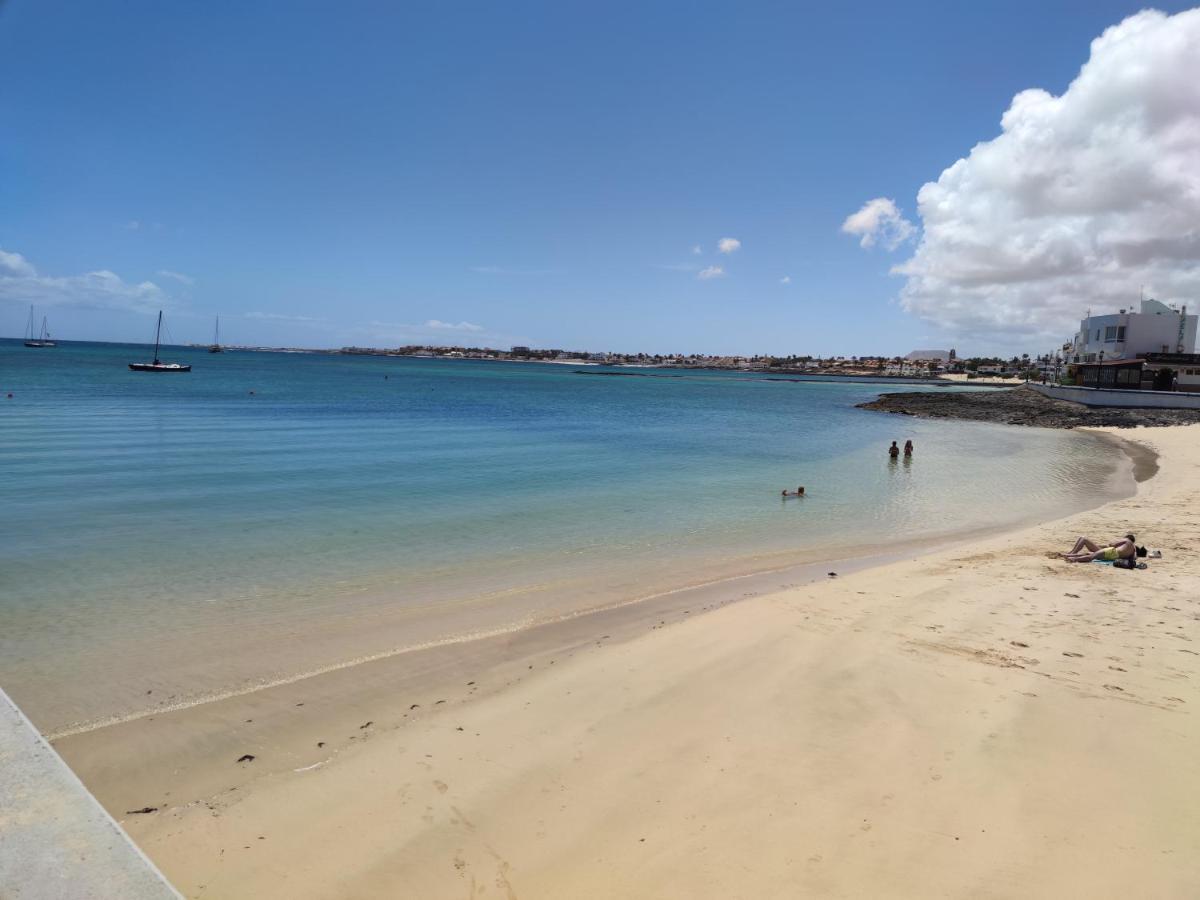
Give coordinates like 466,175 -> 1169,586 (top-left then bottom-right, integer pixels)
1063,652 -> 1084,658
1010,641 -> 1030,649
1103,684 -> 1125,693
434,780 -> 449,794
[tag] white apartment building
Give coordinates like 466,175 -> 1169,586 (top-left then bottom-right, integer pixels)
1070,298 -> 1197,363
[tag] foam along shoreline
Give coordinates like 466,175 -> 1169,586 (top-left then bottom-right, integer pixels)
48,425 -> 1200,897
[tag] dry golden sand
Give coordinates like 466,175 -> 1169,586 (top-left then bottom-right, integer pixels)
60,425 -> 1200,899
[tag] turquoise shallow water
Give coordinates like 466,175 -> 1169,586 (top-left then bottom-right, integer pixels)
0,340 -> 1131,731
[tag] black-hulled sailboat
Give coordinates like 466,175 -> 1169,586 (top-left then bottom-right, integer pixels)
129,310 -> 191,372
23,306 -> 56,347
208,315 -> 223,353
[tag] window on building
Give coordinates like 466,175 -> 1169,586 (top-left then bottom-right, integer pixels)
1104,326 -> 1118,342
1117,326 -> 1126,341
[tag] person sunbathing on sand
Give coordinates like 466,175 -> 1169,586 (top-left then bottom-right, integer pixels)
1063,533 -> 1136,563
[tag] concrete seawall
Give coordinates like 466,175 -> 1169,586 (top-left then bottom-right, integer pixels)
0,688 -> 180,899
1030,382 -> 1200,409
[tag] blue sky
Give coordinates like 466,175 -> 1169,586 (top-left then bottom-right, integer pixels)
1,1 -> 1195,354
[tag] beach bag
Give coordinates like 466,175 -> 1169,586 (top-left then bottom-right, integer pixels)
1113,557 -> 1136,570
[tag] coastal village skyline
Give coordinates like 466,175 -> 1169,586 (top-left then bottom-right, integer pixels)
3,3 -> 1199,357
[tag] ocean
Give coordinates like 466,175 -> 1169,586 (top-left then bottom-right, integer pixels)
0,340 -> 1132,734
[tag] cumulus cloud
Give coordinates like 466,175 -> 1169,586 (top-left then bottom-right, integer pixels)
780,275 -> 792,285
157,269 -> 194,285
0,249 -> 36,278
0,248 -> 170,313
841,198 -> 916,251
717,237 -> 741,254
425,319 -> 483,332
887,8 -> 1200,344
697,265 -> 725,280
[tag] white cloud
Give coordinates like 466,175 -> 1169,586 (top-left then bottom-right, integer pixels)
0,248 -> 170,313
887,8 -> 1200,344
361,319 -> 518,347
780,275 -> 792,285
691,245 -> 702,255
697,265 -> 725,280
0,249 -> 35,278
841,198 -> 916,251
717,237 -> 741,254
125,220 -> 141,231
471,265 -> 555,275
425,319 -> 483,332
244,311 -> 324,323
157,269 -> 194,285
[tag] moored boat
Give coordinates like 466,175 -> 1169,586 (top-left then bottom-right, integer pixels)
129,310 -> 191,372
208,315 -> 223,353
23,306 -> 56,347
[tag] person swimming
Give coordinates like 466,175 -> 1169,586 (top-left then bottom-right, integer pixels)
888,441 -> 900,459
1063,533 -> 1136,563
904,439 -> 913,457
782,486 -> 805,497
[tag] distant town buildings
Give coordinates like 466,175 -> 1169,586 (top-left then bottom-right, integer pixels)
905,349 -> 952,363
334,343 -> 1058,382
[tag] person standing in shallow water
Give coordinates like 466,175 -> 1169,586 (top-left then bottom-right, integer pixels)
904,439 -> 913,457
889,441 -> 900,459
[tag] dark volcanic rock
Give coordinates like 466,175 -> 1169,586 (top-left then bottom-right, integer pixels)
857,385 -> 1200,429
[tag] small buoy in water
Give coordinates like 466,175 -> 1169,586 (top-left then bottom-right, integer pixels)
385,375 -> 389,380
248,390 -> 255,395
5,393 -> 11,399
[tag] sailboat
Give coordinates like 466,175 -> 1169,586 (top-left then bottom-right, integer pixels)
23,306 -> 56,348
208,315 -> 223,353
129,310 -> 191,372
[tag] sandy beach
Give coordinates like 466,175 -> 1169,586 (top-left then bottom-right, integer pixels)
54,424 -> 1200,899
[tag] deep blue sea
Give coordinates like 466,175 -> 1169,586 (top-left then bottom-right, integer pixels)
0,340 -> 1131,733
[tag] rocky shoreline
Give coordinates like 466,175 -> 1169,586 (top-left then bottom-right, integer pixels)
857,384 -> 1200,428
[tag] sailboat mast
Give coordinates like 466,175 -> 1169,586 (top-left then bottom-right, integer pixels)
153,310 -> 163,363
40,316 -> 49,341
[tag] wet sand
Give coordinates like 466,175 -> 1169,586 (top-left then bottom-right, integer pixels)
54,425 -> 1200,898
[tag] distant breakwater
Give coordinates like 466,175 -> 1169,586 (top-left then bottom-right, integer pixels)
858,385 -> 1200,429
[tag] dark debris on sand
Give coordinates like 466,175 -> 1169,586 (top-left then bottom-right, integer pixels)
857,384 -> 1200,429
